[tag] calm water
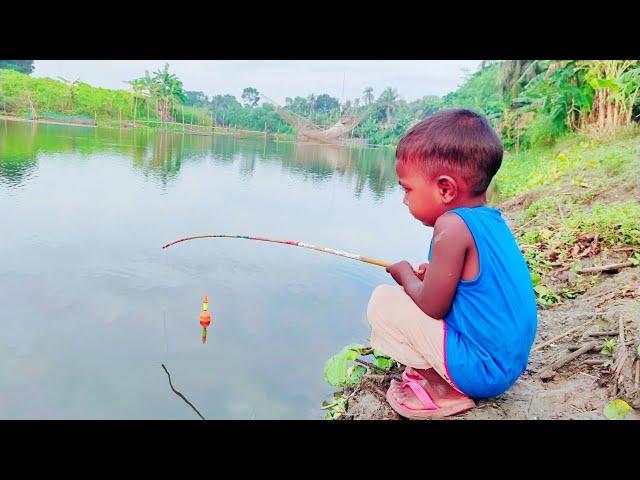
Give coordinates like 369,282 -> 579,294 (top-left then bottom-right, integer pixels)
0,119 -> 431,419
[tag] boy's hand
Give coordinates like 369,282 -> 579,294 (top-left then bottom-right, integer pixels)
386,260 -> 415,286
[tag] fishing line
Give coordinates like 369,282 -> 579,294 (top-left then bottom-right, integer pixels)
162,247 -> 169,362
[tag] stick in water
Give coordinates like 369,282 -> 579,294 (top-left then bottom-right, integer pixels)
161,364 -> 205,420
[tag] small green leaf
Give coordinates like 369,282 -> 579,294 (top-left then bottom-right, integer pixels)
374,356 -> 395,370
323,343 -> 364,387
348,364 -> 367,385
530,272 -> 541,286
603,399 -> 632,420
373,349 -> 387,358
534,285 -> 550,296
601,339 -> 616,356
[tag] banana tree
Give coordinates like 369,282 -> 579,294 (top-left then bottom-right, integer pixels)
577,60 -> 640,131
130,64 -> 187,123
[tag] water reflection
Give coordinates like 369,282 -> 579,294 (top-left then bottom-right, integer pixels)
0,120 -> 398,198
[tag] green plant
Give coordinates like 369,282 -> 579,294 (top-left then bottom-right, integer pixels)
323,343 -> 366,387
601,338 -> 616,355
322,391 -> 349,420
373,349 -> 396,371
533,284 -> 559,305
603,399 -> 632,420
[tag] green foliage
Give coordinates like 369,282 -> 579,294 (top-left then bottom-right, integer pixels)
372,349 -> 395,370
601,339 -> 617,356
0,68 -> 139,120
443,63 -> 504,121
3,60 -> 640,147
0,60 -> 34,74
533,284 -> 559,306
522,113 -> 567,148
603,399 -> 632,420
564,201 -> 640,247
323,343 -> 365,387
322,391 -> 349,420
241,87 -> 260,107
495,135 -> 639,200
184,90 -> 209,107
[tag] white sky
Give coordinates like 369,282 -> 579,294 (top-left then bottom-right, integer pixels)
33,60 -> 483,105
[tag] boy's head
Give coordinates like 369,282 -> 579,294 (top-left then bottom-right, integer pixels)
395,108 -> 503,226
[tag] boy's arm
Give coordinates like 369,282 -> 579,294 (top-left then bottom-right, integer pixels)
387,213 -> 470,318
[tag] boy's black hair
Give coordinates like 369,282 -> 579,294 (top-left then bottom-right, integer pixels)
396,108 -> 503,195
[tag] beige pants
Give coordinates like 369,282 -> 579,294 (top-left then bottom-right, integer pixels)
367,284 -> 454,386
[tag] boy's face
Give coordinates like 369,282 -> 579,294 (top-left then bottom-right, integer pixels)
396,161 -> 446,227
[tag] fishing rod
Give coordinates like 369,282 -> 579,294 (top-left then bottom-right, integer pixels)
162,234 -> 392,269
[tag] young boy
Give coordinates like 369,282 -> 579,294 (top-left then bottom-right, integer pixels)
368,109 -> 537,419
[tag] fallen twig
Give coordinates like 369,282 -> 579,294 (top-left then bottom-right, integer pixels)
363,373 -> 402,382
612,315 -> 628,386
539,341 -> 599,380
568,344 -> 600,352
534,318 -> 595,351
515,214 -> 541,233
610,246 -> 638,252
576,261 -> 634,274
570,339 -> 636,351
161,364 -> 205,420
589,331 -> 620,337
583,359 -> 607,366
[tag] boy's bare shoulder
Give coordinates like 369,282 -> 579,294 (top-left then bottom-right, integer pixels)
432,211 -> 473,248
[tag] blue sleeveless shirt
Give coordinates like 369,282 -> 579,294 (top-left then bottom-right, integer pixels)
427,206 -> 537,398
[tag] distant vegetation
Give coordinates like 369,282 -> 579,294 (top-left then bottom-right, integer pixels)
1,60 -> 638,147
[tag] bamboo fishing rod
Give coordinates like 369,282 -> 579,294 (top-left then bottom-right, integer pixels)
162,234 -> 392,269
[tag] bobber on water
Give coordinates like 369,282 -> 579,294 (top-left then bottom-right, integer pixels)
199,295 -> 212,344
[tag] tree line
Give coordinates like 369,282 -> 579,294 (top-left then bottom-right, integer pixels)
2,60 -> 639,147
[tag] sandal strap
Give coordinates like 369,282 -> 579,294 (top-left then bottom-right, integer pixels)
404,379 -> 439,411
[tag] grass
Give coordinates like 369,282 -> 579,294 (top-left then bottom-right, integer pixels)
495,131 -> 640,306
495,132 -> 639,200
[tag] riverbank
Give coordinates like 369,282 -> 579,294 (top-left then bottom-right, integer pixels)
0,113 -> 300,142
330,131 -> 640,420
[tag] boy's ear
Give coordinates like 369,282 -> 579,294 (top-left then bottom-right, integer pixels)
436,175 -> 458,203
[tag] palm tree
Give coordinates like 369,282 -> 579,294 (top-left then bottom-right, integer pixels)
307,93 -> 316,117
380,87 -> 399,126
363,87 -> 374,106
125,78 -> 147,122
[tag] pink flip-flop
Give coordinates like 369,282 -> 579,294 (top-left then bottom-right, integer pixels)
386,367 -> 476,419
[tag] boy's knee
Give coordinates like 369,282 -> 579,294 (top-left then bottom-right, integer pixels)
367,284 -> 398,325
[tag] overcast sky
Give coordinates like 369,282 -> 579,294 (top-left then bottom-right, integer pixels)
33,60 -> 483,105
